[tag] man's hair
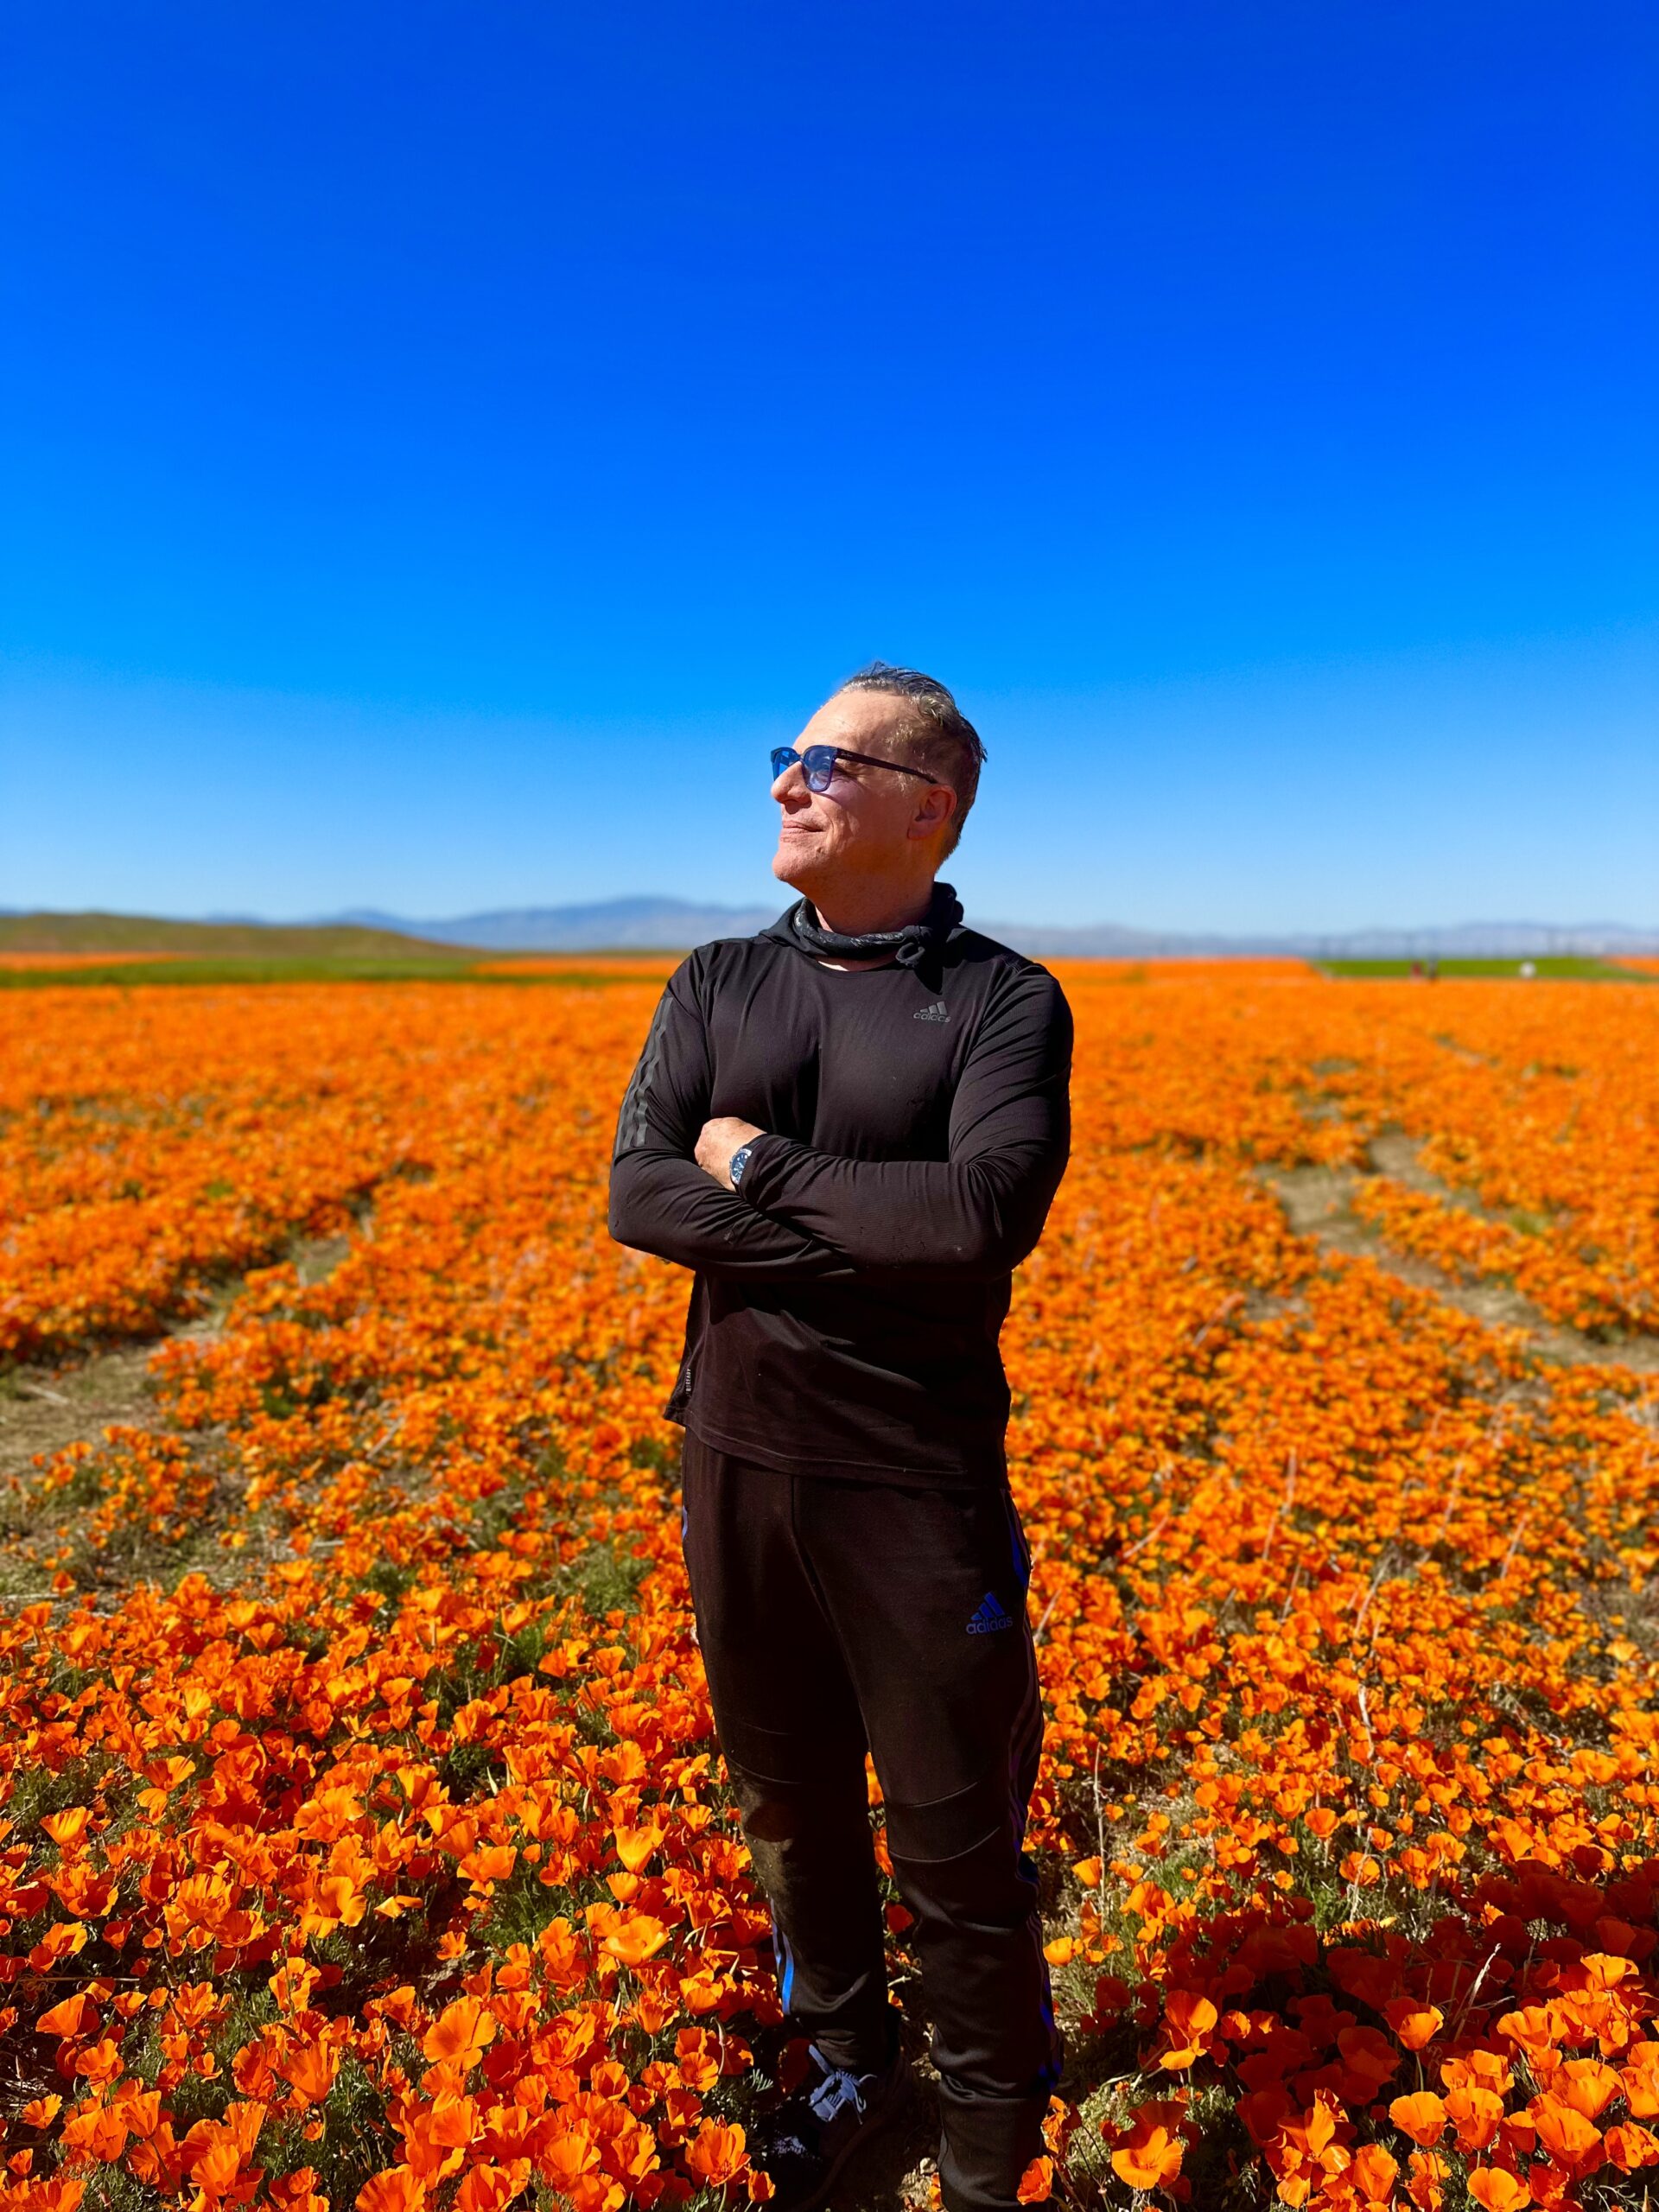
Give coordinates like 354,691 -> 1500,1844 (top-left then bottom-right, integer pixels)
834,661 -> 986,857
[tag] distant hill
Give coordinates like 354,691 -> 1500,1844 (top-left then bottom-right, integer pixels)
327,904 -> 1659,960
0,911 -> 467,959
323,899 -> 780,950
980,918 -> 1659,960
8,904 -> 1659,960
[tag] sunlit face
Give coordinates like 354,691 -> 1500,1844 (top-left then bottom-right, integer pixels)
769,690 -> 957,896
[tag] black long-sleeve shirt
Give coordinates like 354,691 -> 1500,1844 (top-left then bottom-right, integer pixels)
607,910 -> 1073,1486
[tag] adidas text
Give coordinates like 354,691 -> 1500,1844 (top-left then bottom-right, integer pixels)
966,1592 -> 1014,1635
914,1000 -> 949,1023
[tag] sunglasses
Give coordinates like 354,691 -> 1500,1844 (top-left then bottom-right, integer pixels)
770,744 -> 938,794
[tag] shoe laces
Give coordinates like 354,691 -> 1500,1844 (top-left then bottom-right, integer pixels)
804,2047 -> 874,2126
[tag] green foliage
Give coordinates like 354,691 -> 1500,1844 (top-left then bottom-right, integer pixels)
1323,957 -> 1649,982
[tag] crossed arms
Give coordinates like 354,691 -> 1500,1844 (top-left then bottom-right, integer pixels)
607,961 -> 1072,1281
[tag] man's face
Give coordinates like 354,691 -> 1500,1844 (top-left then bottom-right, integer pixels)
770,690 -> 955,893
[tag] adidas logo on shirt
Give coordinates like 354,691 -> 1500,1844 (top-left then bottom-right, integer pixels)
913,1000 -> 950,1023
966,1591 -> 1014,1635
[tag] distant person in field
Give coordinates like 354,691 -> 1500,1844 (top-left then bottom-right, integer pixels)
609,664 -> 1073,2212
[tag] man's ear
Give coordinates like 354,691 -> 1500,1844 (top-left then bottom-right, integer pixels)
908,784 -> 957,842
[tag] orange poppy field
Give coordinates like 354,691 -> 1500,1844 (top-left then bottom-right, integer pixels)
3,966 -> 1658,2212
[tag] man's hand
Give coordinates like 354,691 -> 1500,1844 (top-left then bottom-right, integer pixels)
696,1116 -> 764,1190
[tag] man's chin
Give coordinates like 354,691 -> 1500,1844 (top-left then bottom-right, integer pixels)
772,842 -> 827,893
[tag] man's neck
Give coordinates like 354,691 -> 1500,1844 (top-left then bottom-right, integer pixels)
808,881 -> 935,938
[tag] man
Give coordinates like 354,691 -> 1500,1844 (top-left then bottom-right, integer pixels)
608,664 -> 1072,2212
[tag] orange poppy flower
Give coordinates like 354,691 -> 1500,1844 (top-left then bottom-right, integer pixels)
356,2168 -> 428,2212
599,1915 -> 671,1968
1159,1991 -> 1219,2069
1383,2000 -> 1445,2052
1350,2142 -> 1400,2203
683,2120 -> 747,2186
1527,2094 -> 1602,2173
35,1993 -> 96,2039
1465,2171 -> 1532,2212
1109,2101 -> 1188,2190
1389,2093 -> 1448,2149
420,1998 -> 497,2069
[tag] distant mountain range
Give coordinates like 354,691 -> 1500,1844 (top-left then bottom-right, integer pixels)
993,918 -> 1659,959
317,901 -> 1659,959
5,900 -> 1658,959
325,899 -> 783,950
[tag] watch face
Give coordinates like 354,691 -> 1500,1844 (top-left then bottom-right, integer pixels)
729,1143 -> 753,1187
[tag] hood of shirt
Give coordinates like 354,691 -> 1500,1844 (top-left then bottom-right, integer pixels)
760,880 -> 967,972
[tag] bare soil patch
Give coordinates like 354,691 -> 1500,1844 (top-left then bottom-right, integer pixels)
0,1344 -> 164,1485
1259,1142 -> 1659,1374
0,1233 -> 353,1485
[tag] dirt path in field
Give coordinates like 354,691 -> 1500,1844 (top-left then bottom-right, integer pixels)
1259,1134 -> 1659,1375
0,1234 -> 353,1486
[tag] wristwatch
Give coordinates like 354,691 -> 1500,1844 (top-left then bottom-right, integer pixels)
728,1141 -> 756,1189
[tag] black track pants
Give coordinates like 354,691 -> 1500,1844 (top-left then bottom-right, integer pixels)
679,1435 -> 1061,2212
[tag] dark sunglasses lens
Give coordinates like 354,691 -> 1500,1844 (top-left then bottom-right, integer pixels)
770,745 -> 835,791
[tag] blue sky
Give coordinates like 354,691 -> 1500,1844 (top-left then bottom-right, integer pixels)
3,1 -> 1655,930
